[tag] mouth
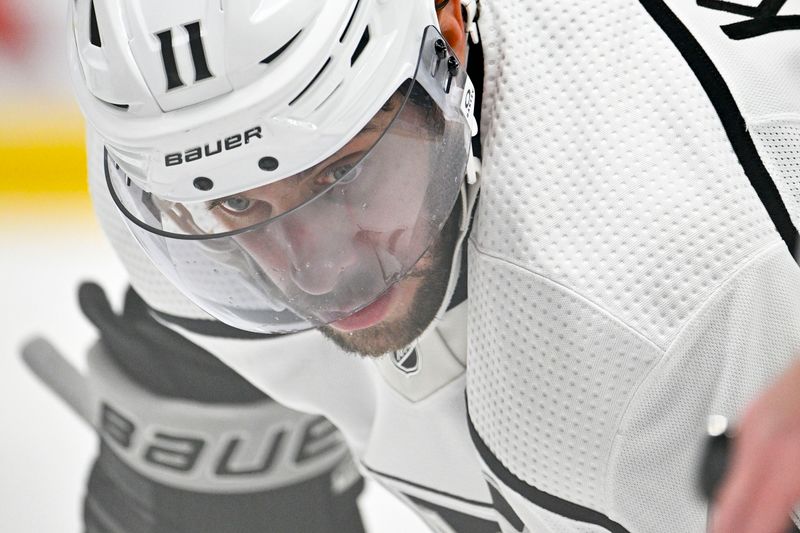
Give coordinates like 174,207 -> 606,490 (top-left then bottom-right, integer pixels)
330,285 -> 398,332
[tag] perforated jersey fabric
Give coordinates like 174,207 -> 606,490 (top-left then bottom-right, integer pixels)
610,244 -> 800,532
468,0 -> 800,532
752,121 -> 800,239
473,0 -> 779,350
468,248 -> 662,512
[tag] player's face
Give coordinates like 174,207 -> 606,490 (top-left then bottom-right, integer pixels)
201,4 -> 469,350
206,94 -> 460,355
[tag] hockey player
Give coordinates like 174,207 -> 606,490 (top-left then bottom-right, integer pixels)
53,0 -> 800,531
34,1 -> 498,531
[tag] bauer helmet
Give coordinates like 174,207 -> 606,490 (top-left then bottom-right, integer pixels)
69,0 -> 478,333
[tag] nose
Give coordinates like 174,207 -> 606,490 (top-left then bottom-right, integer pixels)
279,216 -> 359,296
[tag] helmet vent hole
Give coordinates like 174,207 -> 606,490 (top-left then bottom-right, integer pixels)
261,30 -> 302,65
350,26 -> 370,66
89,0 -> 102,47
258,157 -> 279,171
193,177 -> 214,191
339,0 -> 361,43
289,57 -> 331,106
96,97 -> 129,111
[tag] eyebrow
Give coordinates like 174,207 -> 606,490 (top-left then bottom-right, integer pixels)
356,123 -> 379,138
354,99 -> 399,138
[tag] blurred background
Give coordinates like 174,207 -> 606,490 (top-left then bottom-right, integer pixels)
0,1 -> 423,531
0,0 -> 123,529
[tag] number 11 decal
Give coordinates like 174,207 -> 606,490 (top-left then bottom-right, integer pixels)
155,21 -> 214,91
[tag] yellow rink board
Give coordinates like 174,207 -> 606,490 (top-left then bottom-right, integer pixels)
0,102 -> 88,197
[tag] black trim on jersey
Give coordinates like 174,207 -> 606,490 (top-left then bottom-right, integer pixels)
466,414 -> 632,533
486,483 -> 526,532
361,463 -> 494,509
696,0 -> 800,40
697,0 -> 784,18
404,494 -> 502,533
722,14 -> 800,39
639,0 -> 797,254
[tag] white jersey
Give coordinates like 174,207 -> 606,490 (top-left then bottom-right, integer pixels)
89,1 -> 800,532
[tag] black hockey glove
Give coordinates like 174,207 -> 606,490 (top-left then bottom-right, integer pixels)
23,282 -> 366,533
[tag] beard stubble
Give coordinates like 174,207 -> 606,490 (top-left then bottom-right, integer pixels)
319,203 -> 462,358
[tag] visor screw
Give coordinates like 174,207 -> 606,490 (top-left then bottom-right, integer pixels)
258,156 -> 279,172
193,177 -> 214,191
434,39 -> 447,59
447,55 -> 459,76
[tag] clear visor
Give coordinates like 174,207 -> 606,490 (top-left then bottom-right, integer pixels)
107,27 -> 473,333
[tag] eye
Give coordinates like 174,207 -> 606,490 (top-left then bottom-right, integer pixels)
220,196 -> 253,213
205,195 -> 273,229
332,162 -> 356,182
316,160 -> 361,189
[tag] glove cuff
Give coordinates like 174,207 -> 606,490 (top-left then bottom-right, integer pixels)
87,341 -> 351,494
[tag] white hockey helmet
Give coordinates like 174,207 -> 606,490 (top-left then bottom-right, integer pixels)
69,0 -> 478,333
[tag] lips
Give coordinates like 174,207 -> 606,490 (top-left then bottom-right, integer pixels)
330,285 -> 397,332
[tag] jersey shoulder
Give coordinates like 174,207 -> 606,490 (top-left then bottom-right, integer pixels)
466,3 -> 800,531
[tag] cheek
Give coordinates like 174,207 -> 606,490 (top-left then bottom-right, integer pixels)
348,145 -> 432,232
235,232 -> 290,279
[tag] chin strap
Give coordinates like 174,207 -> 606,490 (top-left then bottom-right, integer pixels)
431,164 -> 481,329
467,151 -> 481,186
